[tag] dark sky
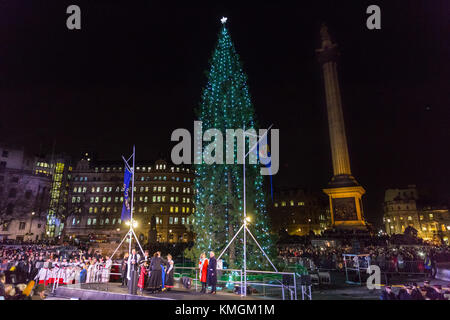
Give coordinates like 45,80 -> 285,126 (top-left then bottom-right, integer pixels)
1,1 -> 449,226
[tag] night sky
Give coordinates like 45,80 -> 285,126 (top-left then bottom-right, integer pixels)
1,1 -> 449,227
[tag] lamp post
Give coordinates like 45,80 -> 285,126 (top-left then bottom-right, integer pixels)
26,211 -> 35,242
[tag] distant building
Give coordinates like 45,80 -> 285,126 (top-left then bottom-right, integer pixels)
65,155 -> 195,244
269,188 -> 331,236
0,145 -> 50,241
383,185 -> 450,243
32,152 -> 72,238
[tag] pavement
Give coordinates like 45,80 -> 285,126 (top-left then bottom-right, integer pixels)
49,282 -> 270,300
46,272 -> 450,300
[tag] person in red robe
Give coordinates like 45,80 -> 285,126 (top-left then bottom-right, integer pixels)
198,253 -> 209,294
137,262 -> 148,294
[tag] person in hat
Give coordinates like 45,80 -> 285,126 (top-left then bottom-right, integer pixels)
397,285 -> 411,300
422,280 -> 434,299
428,285 -> 446,300
380,285 -> 396,300
410,283 -> 425,300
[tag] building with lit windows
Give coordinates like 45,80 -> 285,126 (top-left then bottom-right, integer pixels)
383,185 -> 450,243
31,153 -> 72,238
65,155 -> 195,244
0,145 -> 51,241
269,188 -> 331,236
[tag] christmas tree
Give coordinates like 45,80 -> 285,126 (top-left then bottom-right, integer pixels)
185,18 -> 275,269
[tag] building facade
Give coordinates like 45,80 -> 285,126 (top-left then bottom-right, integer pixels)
65,155 -> 195,244
0,145 -> 51,241
383,185 -> 450,243
269,188 -> 331,236
32,153 -> 72,238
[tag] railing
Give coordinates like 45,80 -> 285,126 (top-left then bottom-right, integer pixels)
41,263 -> 312,300
173,266 -> 311,300
371,260 -> 427,274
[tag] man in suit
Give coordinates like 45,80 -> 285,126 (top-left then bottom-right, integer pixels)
207,251 -> 217,294
127,249 -> 140,290
127,249 -> 140,274
120,253 -> 129,287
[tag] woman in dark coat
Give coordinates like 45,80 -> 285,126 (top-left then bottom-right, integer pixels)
148,252 -> 163,293
165,254 -> 175,290
207,251 -> 217,294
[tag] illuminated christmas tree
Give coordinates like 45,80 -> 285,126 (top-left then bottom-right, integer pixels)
186,18 -> 275,269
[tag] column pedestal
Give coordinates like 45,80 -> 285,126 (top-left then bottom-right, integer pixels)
323,175 -> 367,230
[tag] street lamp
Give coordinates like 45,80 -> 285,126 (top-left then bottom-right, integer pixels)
125,219 -> 138,228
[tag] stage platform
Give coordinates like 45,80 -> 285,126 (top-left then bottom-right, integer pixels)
52,283 -> 269,300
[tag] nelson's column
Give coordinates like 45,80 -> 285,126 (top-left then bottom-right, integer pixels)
317,24 -> 367,230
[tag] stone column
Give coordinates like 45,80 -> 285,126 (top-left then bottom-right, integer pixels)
317,24 -> 351,176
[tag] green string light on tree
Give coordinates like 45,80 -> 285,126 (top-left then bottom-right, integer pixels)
185,18 -> 276,270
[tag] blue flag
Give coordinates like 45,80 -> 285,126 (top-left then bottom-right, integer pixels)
121,168 -> 132,221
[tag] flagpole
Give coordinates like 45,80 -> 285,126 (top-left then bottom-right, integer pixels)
129,145 -> 136,258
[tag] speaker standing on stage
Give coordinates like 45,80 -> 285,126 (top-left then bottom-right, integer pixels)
207,251 -> 217,294
127,249 -> 140,276
165,254 -> 175,291
120,253 -> 129,287
199,253 -> 209,294
148,252 -> 163,293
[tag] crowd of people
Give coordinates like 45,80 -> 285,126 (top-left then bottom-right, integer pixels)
0,244 -> 220,299
0,244 -> 116,300
1,241 -> 450,300
380,281 -> 450,300
278,244 -> 450,275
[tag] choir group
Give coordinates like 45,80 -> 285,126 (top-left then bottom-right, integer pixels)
34,256 -> 113,287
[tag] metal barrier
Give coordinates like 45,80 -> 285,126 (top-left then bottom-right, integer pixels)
49,264 -> 312,300
372,260 -> 427,274
173,266 -> 312,300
